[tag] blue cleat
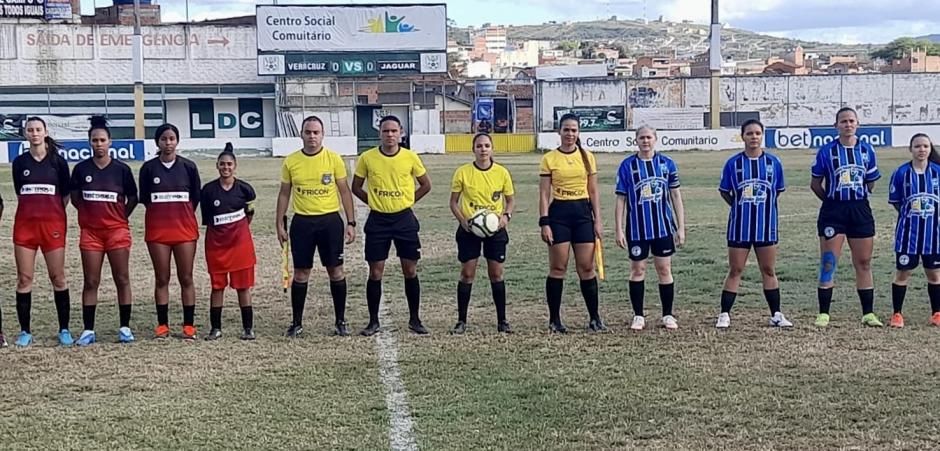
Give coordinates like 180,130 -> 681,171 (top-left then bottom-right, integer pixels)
58,329 -> 74,347
118,327 -> 135,344
15,331 -> 33,347
75,330 -> 96,347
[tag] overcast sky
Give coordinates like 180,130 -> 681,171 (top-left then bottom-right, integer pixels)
83,0 -> 937,45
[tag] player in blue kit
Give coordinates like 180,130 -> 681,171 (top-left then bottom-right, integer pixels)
888,133 -> 940,328
614,126 -> 686,331
811,107 -> 883,327
715,119 -> 792,329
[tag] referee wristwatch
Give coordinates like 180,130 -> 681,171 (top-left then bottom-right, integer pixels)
347,221 -> 357,227
502,212 -> 512,222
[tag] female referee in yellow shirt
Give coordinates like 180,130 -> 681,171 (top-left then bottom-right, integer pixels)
449,133 -> 515,334
539,113 -> 606,333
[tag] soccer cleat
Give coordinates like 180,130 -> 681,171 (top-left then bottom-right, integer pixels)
409,321 -> 430,335
240,328 -> 256,341
334,321 -> 350,337
770,312 -> 793,328
204,328 -> 222,341
58,329 -> 74,347
181,325 -> 197,340
889,313 -> 905,328
451,321 -> 467,335
76,330 -> 96,347
154,324 -> 171,339
716,312 -> 731,329
360,322 -> 380,337
118,327 -> 135,343
14,331 -> 33,348
0,333 -> 7,348
814,313 -> 831,327
630,315 -> 646,331
497,321 -> 513,334
932,312 -> 940,327
662,315 -> 679,330
284,324 -> 304,338
548,321 -> 568,334
862,313 -> 884,328
588,318 -> 608,332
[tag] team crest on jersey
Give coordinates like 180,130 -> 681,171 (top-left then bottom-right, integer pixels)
85,176 -> 92,183
492,191 -> 502,201
899,255 -> 910,266
631,246 -> 642,257
890,184 -> 896,194
213,200 -> 221,207
659,163 -> 669,174
23,169 -> 30,177
322,173 -> 332,185
861,152 -> 870,164
824,227 -> 835,238
153,177 -> 161,184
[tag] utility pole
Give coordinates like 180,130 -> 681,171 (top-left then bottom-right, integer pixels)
708,0 -> 721,130
133,0 -> 144,139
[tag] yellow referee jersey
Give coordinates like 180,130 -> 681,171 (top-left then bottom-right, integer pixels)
539,148 -> 597,201
354,146 -> 427,213
451,162 -> 514,218
281,147 -> 347,215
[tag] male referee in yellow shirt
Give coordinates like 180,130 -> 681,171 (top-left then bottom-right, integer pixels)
352,115 -> 432,335
276,116 -> 357,337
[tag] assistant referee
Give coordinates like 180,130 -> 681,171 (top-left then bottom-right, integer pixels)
276,116 -> 357,337
352,115 -> 432,336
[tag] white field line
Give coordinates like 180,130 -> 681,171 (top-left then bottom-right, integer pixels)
346,158 -> 419,451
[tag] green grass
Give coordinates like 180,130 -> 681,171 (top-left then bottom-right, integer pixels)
1,149 -> 938,450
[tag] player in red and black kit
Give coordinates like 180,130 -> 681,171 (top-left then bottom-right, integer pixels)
201,144 -> 257,341
11,117 -> 73,348
139,123 -> 201,340
70,116 -> 139,346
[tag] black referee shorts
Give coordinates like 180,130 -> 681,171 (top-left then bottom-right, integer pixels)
817,200 -> 875,239
364,209 -> 421,262
548,199 -> 595,244
290,212 -> 345,269
455,226 -> 509,263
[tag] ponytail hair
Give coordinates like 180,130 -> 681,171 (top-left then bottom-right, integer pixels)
218,142 -> 236,162
88,115 -> 111,138
25,116 -> 61,152
910,133 -> 940,165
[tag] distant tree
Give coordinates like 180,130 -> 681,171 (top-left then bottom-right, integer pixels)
872,37 -> 940,60
557,40 -> 580,53
447,18 -> 458,28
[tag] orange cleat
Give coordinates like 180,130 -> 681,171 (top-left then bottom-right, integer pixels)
931,312 -> 940,327
181,325 -> 197,340
889,313 -> 905,328
154,324 -> 170,339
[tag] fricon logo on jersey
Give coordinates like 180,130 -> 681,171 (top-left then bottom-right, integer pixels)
372,187 -> 403,198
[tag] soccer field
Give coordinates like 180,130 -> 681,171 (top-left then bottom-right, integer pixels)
1,149 -> 938,450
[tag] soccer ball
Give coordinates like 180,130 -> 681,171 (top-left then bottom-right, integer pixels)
468,209 -> 500,238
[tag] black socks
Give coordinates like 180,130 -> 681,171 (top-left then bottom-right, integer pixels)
546,277 -> 563,324
629,280 -> 645,316
404,277 -> 421,323
54,289 -> 70,330
580,277 -> 600,321
659,283 -> 675,317
366,279 -> 382,324
330,279 -> 347,324
457,281 -> 472,323
764,288 -> 781,315
720,290 -> 737,314
818,287 -> 833,314
290,281 -> 308,326
892,283 -> 907,314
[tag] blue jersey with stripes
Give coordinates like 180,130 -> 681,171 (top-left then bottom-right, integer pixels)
889,161 -> 940,255
719,151 -> 786,243
615,153 -> 679,241
810,139 -> 881,201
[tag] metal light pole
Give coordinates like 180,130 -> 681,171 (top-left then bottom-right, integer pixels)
708,0 -> 721,130
133,0 -> 145,139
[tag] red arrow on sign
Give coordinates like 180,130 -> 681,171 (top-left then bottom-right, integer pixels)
207,36 -> 230,46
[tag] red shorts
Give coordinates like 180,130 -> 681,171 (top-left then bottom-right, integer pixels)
80,227 -> 132,252
13,220 -> 66,252
210,267 -> 255,290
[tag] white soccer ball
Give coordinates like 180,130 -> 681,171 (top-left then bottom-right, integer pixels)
468,209 -> 500,238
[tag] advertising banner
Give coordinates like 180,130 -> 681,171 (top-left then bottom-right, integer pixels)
0,0 -> 44,18
45,0 -> 72,20
765,127 -> 892,149
538,129 -> 741,152
553,106 -> 625,132
1,115 -> 92,141
256,4 -> 446,53
8,140 -> 146,163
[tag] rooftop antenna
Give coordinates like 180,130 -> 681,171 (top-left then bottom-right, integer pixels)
644,0 -> 648,24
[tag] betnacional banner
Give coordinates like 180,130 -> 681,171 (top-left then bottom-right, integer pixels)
256,4 -> 447,53
765,127 -> 892,149
8,140 -> 146,163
